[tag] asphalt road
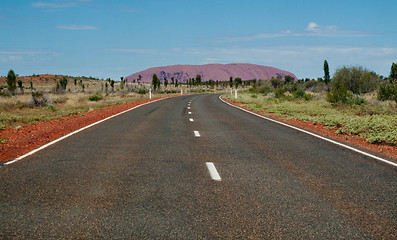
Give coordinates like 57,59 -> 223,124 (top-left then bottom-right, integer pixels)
1,94 -> 396,239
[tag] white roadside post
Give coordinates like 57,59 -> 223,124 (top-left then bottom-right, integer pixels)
149,88 -> 152,100
235,89 -> 237,99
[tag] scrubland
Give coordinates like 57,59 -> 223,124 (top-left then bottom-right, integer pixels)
224,91 -> 396,146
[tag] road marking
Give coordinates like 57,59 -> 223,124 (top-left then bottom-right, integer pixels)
206,162 -> 221,181
219,95 -> 397,168
188,106 -> 191,109
188,112 -> 192,114
189,118 -> 194,122
194,131 -> 200,137
3,97 -> 173,166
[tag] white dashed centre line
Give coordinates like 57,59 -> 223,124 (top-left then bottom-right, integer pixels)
206,162 -> 221,181
188,112 -> 192,114
194,131 -> 200,137
189,118 -> 194,122
188,107 -> 191,109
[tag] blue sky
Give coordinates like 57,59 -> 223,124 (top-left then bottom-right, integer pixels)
1,0 -> 396,80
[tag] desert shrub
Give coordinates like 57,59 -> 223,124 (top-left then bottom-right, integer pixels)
137,88 -> 148,94
89,93 -> 103,101
332,66 -> 380,94
378,82 -> 397,103
6,69 -> 17,94
259,86 -> 271,95
347,96 -> 366,106
326,84 -> 351,104
248,86 -> 257,93
55,77 -> 68,94
274,87 -> 286,98
292,89 -> 305,99
165,90 -> 178,94
251,94 -> 258,98
31,92 -> 48,106
304,93 -> 313,101
270,76 -> 283,89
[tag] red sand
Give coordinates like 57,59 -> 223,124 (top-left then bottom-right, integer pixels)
0,97 -> 168,163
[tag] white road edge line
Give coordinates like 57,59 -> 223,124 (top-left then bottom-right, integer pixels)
4,97 -> 171,166
189,118 -> 194,122
219,95 -> 397,168
194,131 -> 200,137
206,162 -> 221,181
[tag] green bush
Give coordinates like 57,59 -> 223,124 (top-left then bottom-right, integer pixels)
332,66 -> 380,94
89,93 -> 103,101
378,82 -> 397,103
31,92 -> 48,106
304,93 -> 313,101
259,86 -> 271,95
137,88 -> 148,94
347,96 -> 366,106
292,89 -> 305,99
274,88 -> 286,98
326,84 -> 351,104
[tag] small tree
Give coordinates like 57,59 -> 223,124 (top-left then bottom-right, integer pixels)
332,66 -> 379,95
390,62 -> 397,80
270,76 -> 283,89
7,69 -> 17,94
171,77 -> 175,85
120,80 -> 125,90
56,77 -> 68,93
175,79 -> 178,87
323,60 -> 330,89
284,75 -> 294,84
195,75 -> 202,85
234,77 -> 242,88
17,79 -> 23,94
152,74 -> 160,91
229,76 -> 233,88
164,77 -> 168,88
110,80 -> 115,92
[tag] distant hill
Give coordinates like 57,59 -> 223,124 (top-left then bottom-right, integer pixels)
124,63 -> 297,83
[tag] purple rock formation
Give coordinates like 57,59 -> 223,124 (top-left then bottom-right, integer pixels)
125,63 -> 296,83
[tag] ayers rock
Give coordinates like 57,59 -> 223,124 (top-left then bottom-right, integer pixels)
125,63 -> 296,83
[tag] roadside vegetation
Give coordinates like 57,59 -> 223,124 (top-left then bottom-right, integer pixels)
1,63 -> 396,146
224,62 -> 397,146
0,73 -> 193,131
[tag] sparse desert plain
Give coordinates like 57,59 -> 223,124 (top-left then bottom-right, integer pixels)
1,63 -> 396,163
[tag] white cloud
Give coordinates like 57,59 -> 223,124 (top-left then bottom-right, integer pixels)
214,22 -> 371,43
32,2 -> 76,8
57,25 -> 98,30
0,49 -> 61,63
306,22 -> 338,33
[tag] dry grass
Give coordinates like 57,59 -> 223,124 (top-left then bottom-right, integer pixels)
0,91 -> 170,130
225,92 -> 397,145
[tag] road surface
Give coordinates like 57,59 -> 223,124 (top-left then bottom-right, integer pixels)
1,94 -> 396,239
